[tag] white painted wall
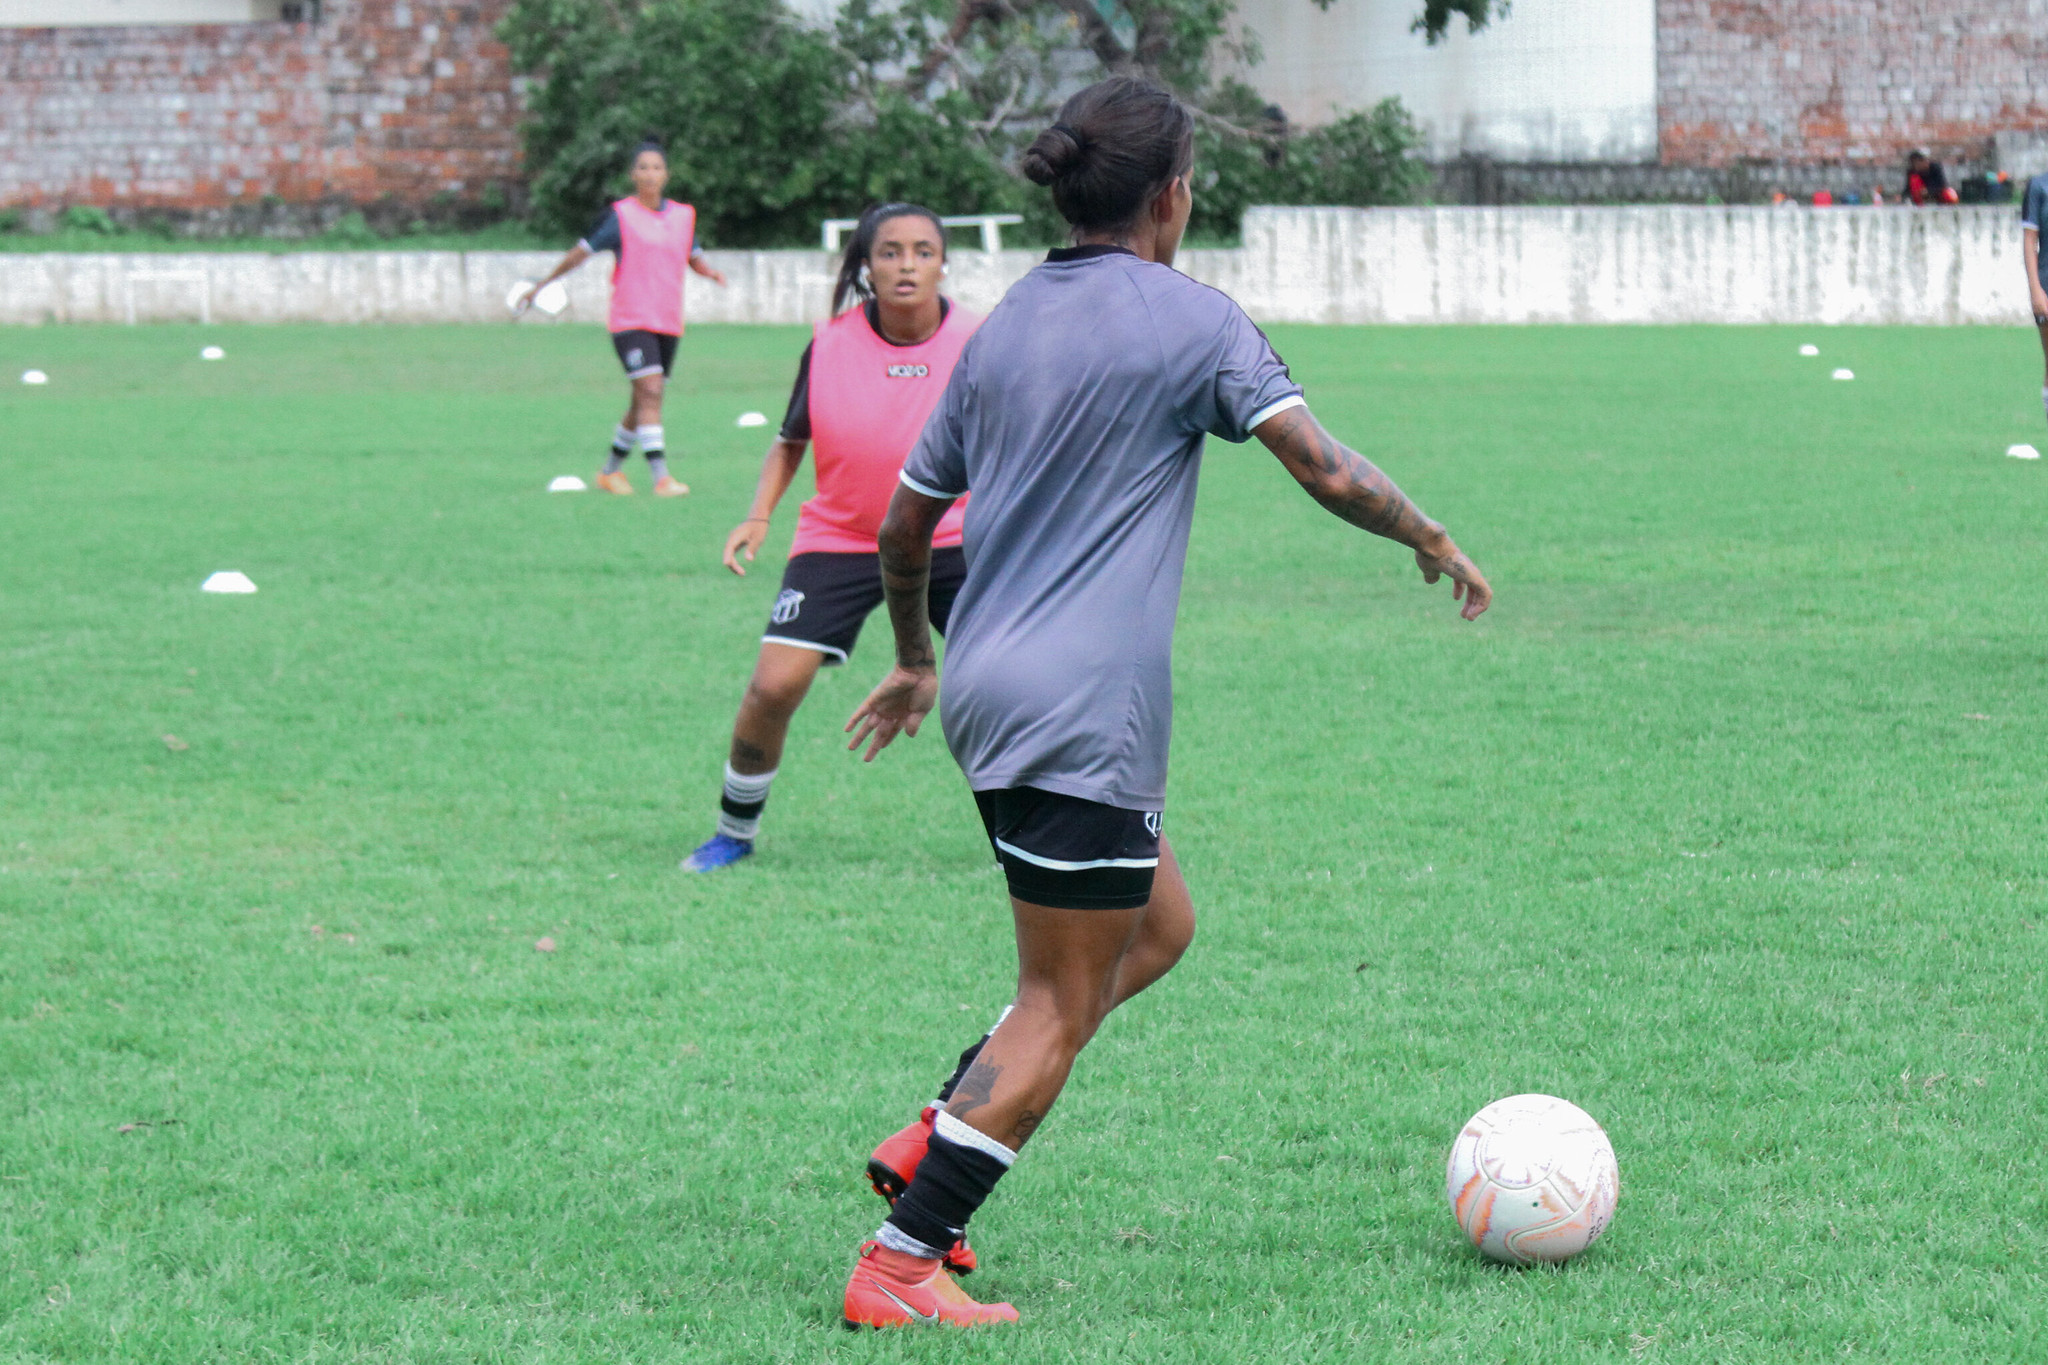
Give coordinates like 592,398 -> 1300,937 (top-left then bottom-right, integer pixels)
0,207 -> 2030,327
1228,0 -> 1657,162
0,0 -> 286,24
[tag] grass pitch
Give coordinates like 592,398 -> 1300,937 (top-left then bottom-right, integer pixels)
2,320 -> 2045,1363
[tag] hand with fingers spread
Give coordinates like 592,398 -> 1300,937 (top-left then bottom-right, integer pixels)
1415,536 -> 1492,621
846,665 -> 938,762
723,517 -> 770,576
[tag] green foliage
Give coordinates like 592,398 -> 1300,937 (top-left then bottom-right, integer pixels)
0,207 -> 22,234
60,204 -> 117,235
324,210 -> 380,245
1191,89 -> 1426,238
1409,0 -> 1504,41
504,0 -> 1023,245
502,0 -> 1483,244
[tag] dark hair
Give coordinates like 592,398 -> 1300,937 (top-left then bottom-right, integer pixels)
1020,77 -> 1194,234
632,138 -> 667,162
831,202 -> 948,315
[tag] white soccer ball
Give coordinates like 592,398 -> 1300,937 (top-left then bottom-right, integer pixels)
1446,1093 -> 1618,1265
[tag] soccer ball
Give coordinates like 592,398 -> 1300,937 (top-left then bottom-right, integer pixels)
1445,1093 -> 1618,1265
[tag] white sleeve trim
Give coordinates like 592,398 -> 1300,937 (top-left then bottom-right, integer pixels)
1248,394 -> 1307,430
2024,220 -> 2040,231
899,469 -> 965,500
576,238 -> 594,252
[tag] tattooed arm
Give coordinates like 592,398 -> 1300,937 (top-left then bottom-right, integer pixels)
1255,403 -> 1492,621
845,484 -> 956,760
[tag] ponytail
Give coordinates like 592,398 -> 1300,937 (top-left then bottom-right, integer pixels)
832,202 -> 948,316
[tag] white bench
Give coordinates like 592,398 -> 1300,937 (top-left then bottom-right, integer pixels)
123,267 -> 211,325
820,213 -> 1025,254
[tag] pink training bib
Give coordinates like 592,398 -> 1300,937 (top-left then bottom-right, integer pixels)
606,197 -> 695,335
791,304 -> 978,556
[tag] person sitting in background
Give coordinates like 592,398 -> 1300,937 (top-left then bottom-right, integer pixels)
1902,150 -> 1958,206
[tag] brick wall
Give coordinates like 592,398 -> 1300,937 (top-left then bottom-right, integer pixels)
1658,0 -> 2048,168
0,0 -> 522,221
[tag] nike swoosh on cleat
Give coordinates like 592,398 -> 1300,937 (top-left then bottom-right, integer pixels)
870,1279 -> 938,1324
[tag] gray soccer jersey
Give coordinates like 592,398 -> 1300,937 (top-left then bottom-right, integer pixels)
901,244 -> 1304,810
2025,175 -> 2048,286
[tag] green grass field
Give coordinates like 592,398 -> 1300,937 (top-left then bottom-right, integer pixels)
2,320 -> 2044,1363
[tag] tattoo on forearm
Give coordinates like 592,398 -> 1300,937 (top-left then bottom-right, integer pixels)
878,534 -> 937,670
948,1060 -> 1001,1119
1267,409 -> 1439,548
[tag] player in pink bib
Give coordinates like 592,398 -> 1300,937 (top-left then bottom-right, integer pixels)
518,139 -> 727,496
682,203 -> 978,873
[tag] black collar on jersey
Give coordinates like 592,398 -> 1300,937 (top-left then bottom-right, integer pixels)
863,296 -> 950,347
1046,243 -> 1138,263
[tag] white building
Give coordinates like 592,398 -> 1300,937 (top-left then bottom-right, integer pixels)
1228,0 -> 1657,162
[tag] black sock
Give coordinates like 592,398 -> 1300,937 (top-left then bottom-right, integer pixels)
885,1113 -> 1014,1254
935,1035 -> 990,1106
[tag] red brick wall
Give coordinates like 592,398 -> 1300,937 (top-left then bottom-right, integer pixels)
1658,0 -> 2048,167
0,0 -> 522,212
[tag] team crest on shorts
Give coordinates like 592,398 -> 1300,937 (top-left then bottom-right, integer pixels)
771,589 -> 806,624
627,347 -> 644,367
1144,812 -> 1163,837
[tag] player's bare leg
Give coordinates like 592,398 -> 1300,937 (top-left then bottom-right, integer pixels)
730,643 -> 826,775
684,643 -> 825,872
1108,839 -> 1195,1008
625,374 -> 687,496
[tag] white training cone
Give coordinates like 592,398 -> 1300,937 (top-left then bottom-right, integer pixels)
1799,344 -> 1820,357
200,571 -> 258,594
735,411 -> 769,428
201,345 -> 225,360
1831,368 -> 1855,381
548,475 -> 588,492
2008,443 -> 2041,460
21,370 -> 48,385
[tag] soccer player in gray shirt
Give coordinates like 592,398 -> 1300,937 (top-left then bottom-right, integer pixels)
2022,172 -> 2048,425
836,76 -> 1492,1329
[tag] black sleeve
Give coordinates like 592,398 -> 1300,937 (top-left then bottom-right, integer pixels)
581,207 -> 622,254
779,343 -> 813,442
1926,163 -> 1950,195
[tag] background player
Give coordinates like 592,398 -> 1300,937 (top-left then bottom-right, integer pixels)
837,76 -> 1492,1329
2022,169 -> 2048,426
518,139 -> 727,496
680,204 -> 980,873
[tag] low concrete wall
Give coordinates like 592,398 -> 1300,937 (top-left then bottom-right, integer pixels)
0,206 -> 2032,327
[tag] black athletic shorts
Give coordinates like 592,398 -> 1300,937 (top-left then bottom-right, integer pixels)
612,329 -> 679,379
973,786 -> 1163,911
761,546 -> 967,665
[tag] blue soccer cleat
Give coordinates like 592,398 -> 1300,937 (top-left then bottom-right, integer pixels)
681,833 -> 754,873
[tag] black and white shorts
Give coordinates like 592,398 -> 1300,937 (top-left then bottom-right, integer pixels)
761,547 -> 967,665
973,785 -> 1163,911
612,329 -> 679,379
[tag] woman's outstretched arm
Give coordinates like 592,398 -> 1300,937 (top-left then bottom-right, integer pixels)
1255,403 -> 1492,620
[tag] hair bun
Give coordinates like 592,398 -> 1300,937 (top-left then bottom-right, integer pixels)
1021,123 -> 1086,185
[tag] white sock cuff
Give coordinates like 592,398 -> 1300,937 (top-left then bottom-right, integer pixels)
873,1221 -> 946,1259
722,762 -> 776,801
933,1110 -> 1017,1167
613,422 -> 636,448
636,424 -> 666,451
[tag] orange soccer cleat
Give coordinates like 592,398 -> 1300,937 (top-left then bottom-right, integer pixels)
652,475 -> 690,498
594,470 -> 635,495
868,1108 -> 978,1274
841,1241 -> 1017,1330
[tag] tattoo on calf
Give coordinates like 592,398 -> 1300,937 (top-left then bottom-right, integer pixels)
730,738 -> 770,767
948,1060 -> 1002,1119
